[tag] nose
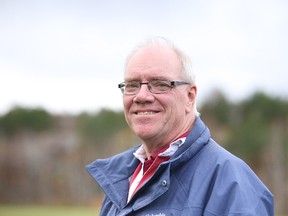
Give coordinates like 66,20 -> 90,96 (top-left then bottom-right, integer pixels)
133,83 -> 155,103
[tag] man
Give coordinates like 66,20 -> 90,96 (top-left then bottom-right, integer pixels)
86,37 -> 274,215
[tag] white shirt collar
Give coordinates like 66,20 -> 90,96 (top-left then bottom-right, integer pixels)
133,137 -> 187,163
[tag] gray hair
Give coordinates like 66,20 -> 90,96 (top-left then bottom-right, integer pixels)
124,36 -> 199,116
124,36 -> 196,84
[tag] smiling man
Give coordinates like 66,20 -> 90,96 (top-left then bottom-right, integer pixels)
86,37 -> 274,215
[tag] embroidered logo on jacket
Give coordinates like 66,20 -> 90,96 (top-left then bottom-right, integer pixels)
144,213 -> 166,216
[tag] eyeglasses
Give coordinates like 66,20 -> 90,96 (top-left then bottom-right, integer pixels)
118,79 -> 191,95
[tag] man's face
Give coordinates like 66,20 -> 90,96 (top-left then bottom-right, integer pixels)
123,45 -> 196,146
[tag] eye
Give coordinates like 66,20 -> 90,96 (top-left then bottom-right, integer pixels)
151,80 -> 171,89
126,82 -> 138,87
125,82 -> 139,91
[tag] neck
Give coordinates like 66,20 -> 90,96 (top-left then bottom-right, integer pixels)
143,117 -> 195,159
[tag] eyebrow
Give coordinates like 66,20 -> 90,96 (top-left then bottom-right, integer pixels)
124,77 -> 170,82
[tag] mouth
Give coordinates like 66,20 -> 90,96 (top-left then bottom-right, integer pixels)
135,111 -> 158,115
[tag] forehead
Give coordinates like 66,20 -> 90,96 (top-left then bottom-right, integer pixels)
125,45 -> 182,80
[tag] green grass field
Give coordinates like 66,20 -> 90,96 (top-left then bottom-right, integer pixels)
0,205 -> 284,216
0,205 -> 100,216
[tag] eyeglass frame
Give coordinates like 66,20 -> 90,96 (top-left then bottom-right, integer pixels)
118,79 -> 191,95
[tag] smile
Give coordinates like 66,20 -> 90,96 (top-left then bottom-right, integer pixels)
136,111 -> 158,115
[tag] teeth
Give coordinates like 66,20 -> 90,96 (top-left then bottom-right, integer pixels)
137,111 -> 155,115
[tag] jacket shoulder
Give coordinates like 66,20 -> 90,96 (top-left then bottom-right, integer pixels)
195,140 -> 274,215
86,146 -> 139,178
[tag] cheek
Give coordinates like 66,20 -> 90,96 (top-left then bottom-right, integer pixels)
123,96 -> 132,110
123,97 -> 133,122
170,95 -> 188,117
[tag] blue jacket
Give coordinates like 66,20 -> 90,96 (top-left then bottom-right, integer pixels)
86,117 -> 274,215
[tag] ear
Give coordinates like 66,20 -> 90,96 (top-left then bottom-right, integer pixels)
185,85 -> 197,113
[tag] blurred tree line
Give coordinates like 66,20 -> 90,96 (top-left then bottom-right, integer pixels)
0,91 -> 287,214
0,107 -> 54,135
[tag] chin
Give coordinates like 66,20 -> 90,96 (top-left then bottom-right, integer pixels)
134,128 -> 157,141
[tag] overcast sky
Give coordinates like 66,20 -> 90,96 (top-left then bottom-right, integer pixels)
0,0 -> 287,114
